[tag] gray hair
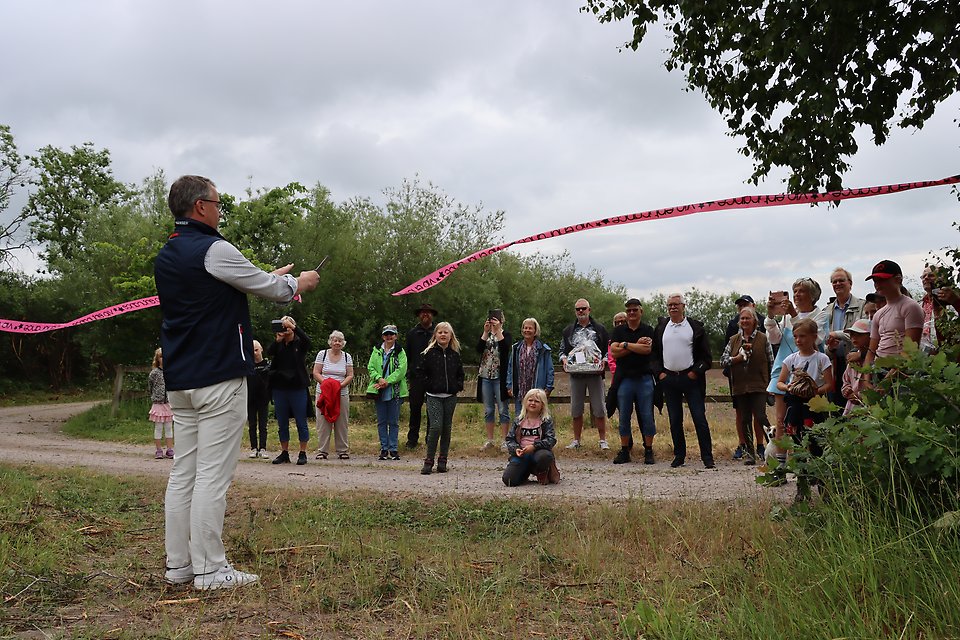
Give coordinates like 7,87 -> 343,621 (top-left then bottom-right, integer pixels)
168,175 -> 215,218
328,330 -> 346,346
521,317 -> 541,337
792,277 -> 822,303
666,292 -> 685,304
738,307 -> 760,326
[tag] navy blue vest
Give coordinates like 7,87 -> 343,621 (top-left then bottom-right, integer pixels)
155,218 -> 254,391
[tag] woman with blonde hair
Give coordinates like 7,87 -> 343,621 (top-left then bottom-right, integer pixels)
506,317 -> 555,413
415,322 -> 465,474
503,388 -> 559,486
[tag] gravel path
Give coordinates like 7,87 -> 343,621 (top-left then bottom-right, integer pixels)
0,402 -> 792,502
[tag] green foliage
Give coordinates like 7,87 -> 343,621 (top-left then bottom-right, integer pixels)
0,124 -> 31,267
766,343 -> 960,511
581,0 -> 960,192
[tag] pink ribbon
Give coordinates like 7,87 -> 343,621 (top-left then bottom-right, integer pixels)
393,174 -> 960,295
0,297 -> 159,334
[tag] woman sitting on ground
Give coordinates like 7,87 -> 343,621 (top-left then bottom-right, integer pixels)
502,388 -> 560,486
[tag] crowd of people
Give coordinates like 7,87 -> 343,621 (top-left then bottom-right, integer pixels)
152,174 -> 959,591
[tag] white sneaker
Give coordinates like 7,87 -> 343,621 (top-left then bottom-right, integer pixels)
164,564 -> 194,585
565,440 -> 581,450
248,449 -> 259,459
257,450 -> 270,459
482,440 -> 495,450
599,440 -> 610,450
194,564 -> 259,591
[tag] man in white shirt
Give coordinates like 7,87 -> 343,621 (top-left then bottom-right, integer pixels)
652,293 -> 715,468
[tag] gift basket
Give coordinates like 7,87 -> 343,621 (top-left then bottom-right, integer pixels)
563,329 -> 604,374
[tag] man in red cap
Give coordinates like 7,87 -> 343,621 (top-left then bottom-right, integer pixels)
863,260 -> 924,373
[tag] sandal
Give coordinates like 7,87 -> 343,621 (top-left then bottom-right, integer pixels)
337,453 -> 350,460
316,452 -> 328,460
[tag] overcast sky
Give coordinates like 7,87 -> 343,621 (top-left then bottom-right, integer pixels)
2,0 -> 957,303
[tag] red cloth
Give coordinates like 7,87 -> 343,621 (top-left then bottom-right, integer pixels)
316,378 -> 342,423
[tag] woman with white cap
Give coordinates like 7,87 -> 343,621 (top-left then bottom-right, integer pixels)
366,324 -> 408,461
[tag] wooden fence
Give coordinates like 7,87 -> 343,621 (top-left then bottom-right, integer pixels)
112,362 -> 733,416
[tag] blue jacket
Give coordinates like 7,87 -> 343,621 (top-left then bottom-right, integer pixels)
506,339 -> 555,397
155,218 -> 253,391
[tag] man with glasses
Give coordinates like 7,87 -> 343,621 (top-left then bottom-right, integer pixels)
652,293 -> 715,468
155,175 -> 320,590
821,267 -> 866,406
609,298 -> 656,464
559,298 -> 610,450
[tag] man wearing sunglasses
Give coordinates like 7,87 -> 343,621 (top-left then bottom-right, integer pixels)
559,298 -> 610,450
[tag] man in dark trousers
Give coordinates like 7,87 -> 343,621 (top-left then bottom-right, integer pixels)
652,293 -> 715,469
609,298 -> 656,464
155,175 -> 319,590
405,303 -> 437,448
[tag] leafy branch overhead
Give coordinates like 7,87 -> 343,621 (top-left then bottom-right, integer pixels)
582,0 -> 960,192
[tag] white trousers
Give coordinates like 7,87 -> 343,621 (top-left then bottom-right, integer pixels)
165,377 -> 247,576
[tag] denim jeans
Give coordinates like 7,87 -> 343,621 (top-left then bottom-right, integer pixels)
617,375 -> 656,438
273,387 -> 310,443
375,397 -> 402,451
480,377 -> 510,425
660,373 -> 713,462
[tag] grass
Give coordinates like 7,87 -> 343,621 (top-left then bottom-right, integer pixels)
2,465 -> 958,639
64,394 -> 750,461
0,381 -> 111,407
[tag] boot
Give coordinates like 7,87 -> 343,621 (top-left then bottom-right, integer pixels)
420,457 -> 434,475
436,456 -> 448,473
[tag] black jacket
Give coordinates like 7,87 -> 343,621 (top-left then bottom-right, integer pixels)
406,322 -> 434,375
415,345 -> 465,395
266,326 -> 312,390
475,332 -> 512,401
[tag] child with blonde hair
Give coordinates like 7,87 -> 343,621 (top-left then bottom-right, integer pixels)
148,348 -> 174,459
415,322 -> 465,474
502,388 -> 560,486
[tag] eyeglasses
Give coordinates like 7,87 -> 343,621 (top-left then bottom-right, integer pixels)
666,303 -> 683,308
198,198 -> 224,213
575,306 -> 589,311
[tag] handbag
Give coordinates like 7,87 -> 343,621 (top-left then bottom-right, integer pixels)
787,362 -> 817,400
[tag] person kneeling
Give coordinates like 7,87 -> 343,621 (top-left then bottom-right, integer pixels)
503,389 -> 560,486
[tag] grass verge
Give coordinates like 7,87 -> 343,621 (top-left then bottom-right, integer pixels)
2,464 -> 958,639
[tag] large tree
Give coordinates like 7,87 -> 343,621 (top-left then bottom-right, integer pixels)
0,125 -> 31,268
582,0 -> 960,192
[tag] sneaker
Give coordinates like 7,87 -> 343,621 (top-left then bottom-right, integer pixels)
599,440 -> 610,451
613,448 -> 631,464
248,449 -> 259,459
296,451 -> 307,465
703,459 -> 716,469
670,457 -> 685,468
565,440 -> 581,450
257,449 -> 271,459
390,451 -> 400,461
378,450 -> 388,460
643,447 -> 655,465
733,445 -> 744,460
164,564 -> 193,585
743,453 -> 756,466
194,564 -> 259,591
482,440 -> 495,451
165,449 -> 175,459
155,449 -> 164,459
272,450 -> 290,465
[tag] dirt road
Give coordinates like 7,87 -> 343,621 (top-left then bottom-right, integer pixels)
0,402 -> 791,502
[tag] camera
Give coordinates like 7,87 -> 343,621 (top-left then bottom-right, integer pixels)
270,319 -> 285,333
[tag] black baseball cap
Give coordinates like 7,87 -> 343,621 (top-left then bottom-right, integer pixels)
865,292 -> 885,303
865,260 -> 902,281
624,298 -> 642,307
735,294 -> 755,306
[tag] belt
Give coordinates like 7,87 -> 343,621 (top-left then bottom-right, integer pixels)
663,367 -> 692,376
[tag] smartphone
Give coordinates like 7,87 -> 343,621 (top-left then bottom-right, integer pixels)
488,308 -> 504,323
769,291 -> 789,302
270,319 -> 285,333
